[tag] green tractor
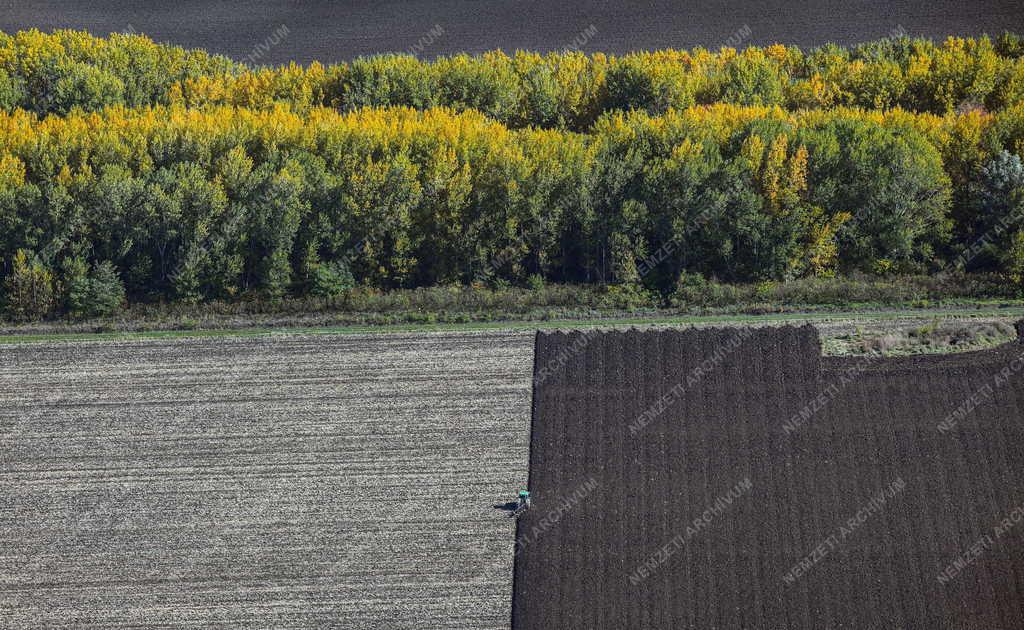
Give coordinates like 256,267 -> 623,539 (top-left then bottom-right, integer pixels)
514,490 -> 531,516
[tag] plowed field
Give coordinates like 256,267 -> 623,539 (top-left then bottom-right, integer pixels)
515,327 -> 1024,629
0,331 -> 533,629
3,1 -> 1023,64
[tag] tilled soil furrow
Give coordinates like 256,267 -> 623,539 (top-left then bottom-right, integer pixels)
2,330 -> 533,629
515,326 -> 1024,629
3,0 -> 1022,65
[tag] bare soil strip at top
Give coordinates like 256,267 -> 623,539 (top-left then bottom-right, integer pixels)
4,1 -> 1023,64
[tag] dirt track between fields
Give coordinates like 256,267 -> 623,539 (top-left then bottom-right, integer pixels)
3,1 -> 1023,64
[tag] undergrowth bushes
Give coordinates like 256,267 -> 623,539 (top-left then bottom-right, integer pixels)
670,273 -> 1018,308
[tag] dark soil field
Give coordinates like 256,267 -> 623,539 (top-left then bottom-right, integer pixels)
3,1 -> 1023,64
514,327 -> 1024,629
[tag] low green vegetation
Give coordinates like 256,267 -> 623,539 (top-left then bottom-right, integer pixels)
824,319 -> 1020,355
1,274 -> 1021,339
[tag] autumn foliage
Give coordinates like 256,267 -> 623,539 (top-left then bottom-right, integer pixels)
1,30 -> 1023,316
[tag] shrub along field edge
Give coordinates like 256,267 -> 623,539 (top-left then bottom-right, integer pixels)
1,274 -> 1022,338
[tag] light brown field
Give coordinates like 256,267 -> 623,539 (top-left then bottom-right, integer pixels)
0,331 -> 534,629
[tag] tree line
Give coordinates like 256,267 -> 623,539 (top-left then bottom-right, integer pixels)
2,30 -> 1024,128
1,102 -> 1023,319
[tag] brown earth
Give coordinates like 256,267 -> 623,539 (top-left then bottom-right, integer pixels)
514,326 -> 1024,629
4,323 -> 1024,627
0,331 -> 534,629
2,1 -> 1023,64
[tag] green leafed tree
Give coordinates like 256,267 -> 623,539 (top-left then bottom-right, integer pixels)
3,250 -> 56,321
799,117 -> 952,272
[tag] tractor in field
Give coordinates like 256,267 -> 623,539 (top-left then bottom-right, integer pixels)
513,490 -> 531,517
